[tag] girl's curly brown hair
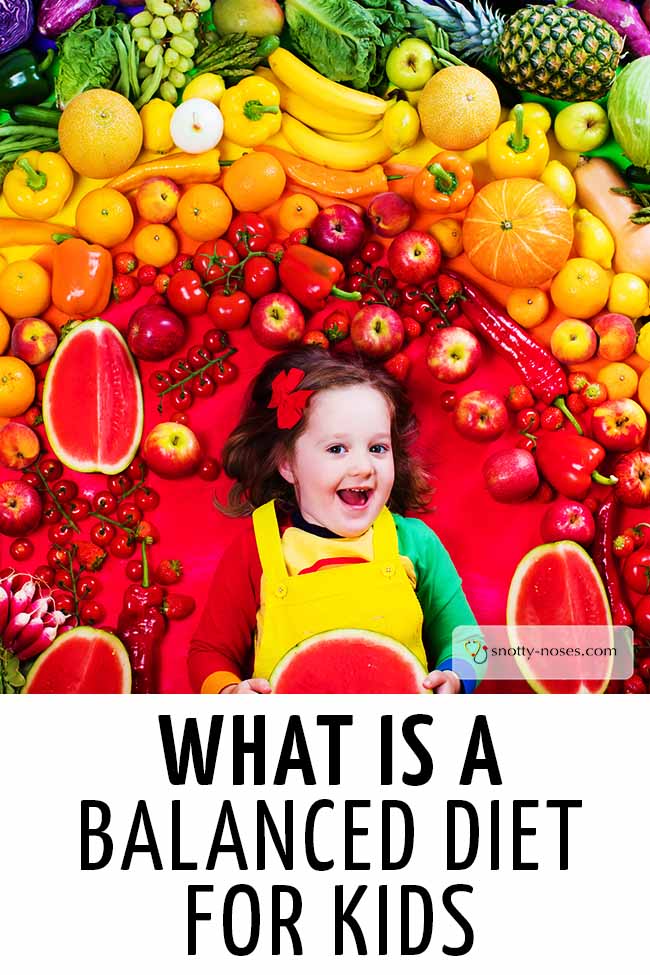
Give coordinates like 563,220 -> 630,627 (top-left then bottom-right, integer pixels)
220,348 -> 433,517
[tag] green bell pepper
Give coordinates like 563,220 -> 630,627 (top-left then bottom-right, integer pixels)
0,48 -> 52,109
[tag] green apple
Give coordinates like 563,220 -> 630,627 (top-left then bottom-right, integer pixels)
553,102 -> 610,153
385,38 -> 435,92
212,0 -> 284,37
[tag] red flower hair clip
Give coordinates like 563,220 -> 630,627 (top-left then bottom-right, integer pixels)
268,368 -> 314,430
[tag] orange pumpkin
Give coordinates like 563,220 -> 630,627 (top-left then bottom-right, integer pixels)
462,178 -> 574,288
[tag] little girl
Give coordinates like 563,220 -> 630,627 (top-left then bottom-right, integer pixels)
188,348 -> 484,694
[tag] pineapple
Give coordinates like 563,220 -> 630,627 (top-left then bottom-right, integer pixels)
406,0 -> 623,101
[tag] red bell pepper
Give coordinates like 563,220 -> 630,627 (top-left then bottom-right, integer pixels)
535,431 -> 617,499
278,244 -> 361,311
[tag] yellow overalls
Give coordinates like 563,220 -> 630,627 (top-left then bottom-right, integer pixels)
252,500 -> 429,683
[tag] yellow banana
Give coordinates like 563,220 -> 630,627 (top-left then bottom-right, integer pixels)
319,120 -> 385,142
255,66 -> 377,135
269,48 -> 389,119
281,114 -> 392,170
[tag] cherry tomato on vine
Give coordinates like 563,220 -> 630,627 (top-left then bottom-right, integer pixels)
227,213 -> 272,257
126,560 -> 144,582
167,269 -> 208,317
90,522 -> 116,548
211,360 -> 238,385
133,486 -> 160,511
9,538 -> 33,561
110,532 -> 136,560
79,600 -> 106,625
77,573 -> 101,600
207,288 -> 251,331
623,549 -> 650,594
243,256 -> 277,300
193,238 -> 239,283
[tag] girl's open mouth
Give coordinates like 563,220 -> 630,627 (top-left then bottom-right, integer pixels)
337,488 -> 372,507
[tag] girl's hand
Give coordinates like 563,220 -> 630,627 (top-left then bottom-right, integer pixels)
221,678 -> 272,694
423,670 -> 461,694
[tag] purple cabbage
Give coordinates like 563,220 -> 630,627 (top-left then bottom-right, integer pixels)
0,0 -> 34,54
37,0 -> 103,38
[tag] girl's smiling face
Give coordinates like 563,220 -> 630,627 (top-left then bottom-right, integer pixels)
278,384 -> 395,537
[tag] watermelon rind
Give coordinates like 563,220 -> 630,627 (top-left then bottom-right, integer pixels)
269,628 -> 430,694
42,319 -> 143,475
506,541 -> 613,695
23,626 -> 132,694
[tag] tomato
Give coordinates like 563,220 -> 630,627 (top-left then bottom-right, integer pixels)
623,550 -> 650,594
77,573 -> 101,599
79,600 -> 106,625
242,256 -> 277,300
133,486 -> 160,511
39,457 -> 62,481
47,546 -> 70,569
212,360 -> 238,385
167,269 -> 208,316
53,590 -> 75,615
107,474 -> 131,498
54,568 -> 73,590
198,457 -> 220,480
134,519 -> 159,544
192,373 -> 216,398
93,490 -> 117,514
187,344 -> 211,369
192,238 -> 239,283
110,532 -> 136,560
52,480 -> 78,503
126,559 -> 143,582
116,501 -> 142,527
361,241 -> 384,264
149,370 -> 172,393
90,522 -> 115,547
48,522 -> 76,546
227,213 -> 272,257
634,595 -> 650,638
207,288 -> 251,331
9,537 -> 33,561
516,408 -> 540,433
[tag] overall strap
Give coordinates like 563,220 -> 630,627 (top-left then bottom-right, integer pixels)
252,501 -> 289,581
372,508 -> 400,561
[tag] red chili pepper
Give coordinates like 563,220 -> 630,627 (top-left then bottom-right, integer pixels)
460,279 -> 582,431
535,431 -> 617,500
593,493 -> 633,627
278,244 -> 362,311
118,605 -> 167,694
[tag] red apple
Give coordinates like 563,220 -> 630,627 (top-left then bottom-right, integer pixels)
591,312 -> 636,362
127,304 -> 186,361
10,317 -> 58,365
135,177 -> 181,224
142,422 -> 201,479
250,293 -> 305,349
0,422 -> 40,470
309,204 -> 366,259
454,390 -> 508,442
366,192 -> 413,238
426,326 -> 481,383
482,448 -> 539,503
350,304 -> 404,359
614,450 -> 650,506
387,230 -> 441,284
0,479 -> 43,536
591,398 -> 647,452
540,498 -> 595,544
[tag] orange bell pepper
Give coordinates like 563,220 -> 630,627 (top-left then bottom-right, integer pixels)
51,238 -> 113,318
412,152 -> 475,214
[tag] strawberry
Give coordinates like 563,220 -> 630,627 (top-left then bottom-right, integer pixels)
112,274 -> 140,303
506,384 -> 534,411
137,264 -> 157,286
75,540 -> 107,572
437,273 -> 462,304
114,252 -> 137,275
384,352 -> 410,382
581,381 -> 608,407
568,372 -> 589,394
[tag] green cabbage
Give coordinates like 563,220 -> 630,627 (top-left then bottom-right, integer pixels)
608,58 -> 650,170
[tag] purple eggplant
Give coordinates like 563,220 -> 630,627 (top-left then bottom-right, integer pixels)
37,0 -> 103,38
0,0 -> 34,54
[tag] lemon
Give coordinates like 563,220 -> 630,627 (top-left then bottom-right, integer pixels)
508,101 -> 552,133
540,160 -> 576,207
382,101 -> 420,154
608,272 -> 650,319
182,73 -> 226,105
636,322 -> 650,361
573,208 -> 615,270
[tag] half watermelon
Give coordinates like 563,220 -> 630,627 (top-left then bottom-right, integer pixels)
43,319 -> 143,474
269,629 -> 429,694
506,540 -> 613,694
23,626 -> 132,694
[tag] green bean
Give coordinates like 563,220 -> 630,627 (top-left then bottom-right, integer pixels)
0,125 -> 60,139
114,36 -> 131,99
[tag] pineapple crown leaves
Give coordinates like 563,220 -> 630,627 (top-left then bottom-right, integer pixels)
406,0 -> 505,61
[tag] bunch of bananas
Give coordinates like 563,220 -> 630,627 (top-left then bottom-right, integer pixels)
262,49 -> 420,171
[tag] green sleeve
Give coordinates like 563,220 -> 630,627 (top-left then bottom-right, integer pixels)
393,514 -> 486,692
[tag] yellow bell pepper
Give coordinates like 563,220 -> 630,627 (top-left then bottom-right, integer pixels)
486,105 -> 549,179
220,76 -> 282,148
3,151 -> 73,220
140,98 -> 175,153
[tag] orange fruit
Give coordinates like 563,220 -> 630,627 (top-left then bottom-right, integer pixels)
429,217 -> 463,258
506,288 -> 550,329
176,184 -> 233,242
59,90 -> 143,179
417,65 -> 500,150
133,224 -> 178,268
0,311 -> 9,354
223,151 -> 286,211
637,365 -> 650,413
0,260 -> 51,319
278,193 -> 319,233
0,355 -> 36,417
597,362 -> 639,400
550,258 -> 611,318
76,188 -> 135,247
463,178 -> 574,287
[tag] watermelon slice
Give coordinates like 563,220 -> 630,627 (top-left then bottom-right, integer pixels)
506,541 -> 613,694
23,627 -> 131,694
269,629 -> 429,694
43,319 -> 143,475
